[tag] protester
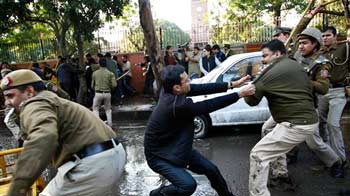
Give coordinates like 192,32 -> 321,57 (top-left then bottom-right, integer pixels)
144,64 -> 255,196
212,44 -> 226,62
199,44 -> 221,75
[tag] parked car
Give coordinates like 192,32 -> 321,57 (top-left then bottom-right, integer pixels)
190,52 -> 270,138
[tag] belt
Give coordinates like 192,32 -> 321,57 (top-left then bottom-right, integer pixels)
95,90 -> 110,93
330,83 -> 345,88
71,138 -> 119,161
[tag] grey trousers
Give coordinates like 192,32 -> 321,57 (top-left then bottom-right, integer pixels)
318,88 -> 347,161
40,142 -> 126,196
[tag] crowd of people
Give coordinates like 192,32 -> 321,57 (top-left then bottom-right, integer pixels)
0,24 -> 349,196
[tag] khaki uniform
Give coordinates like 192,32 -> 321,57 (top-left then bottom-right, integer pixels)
245,57 -> 337,196
8,91 -> 125,196
294,51 -> 332,96
92,67 -> 117,126
318,42 -> 350,161
3,80 -> 70,142
188,52 -> 202,78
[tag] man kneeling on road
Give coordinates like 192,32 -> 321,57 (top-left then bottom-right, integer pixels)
1,69 -> 126,196
144,64 -> 255,196
245,40 -> 341,196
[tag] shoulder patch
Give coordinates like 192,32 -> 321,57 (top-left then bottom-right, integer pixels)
320,69 -> 329,78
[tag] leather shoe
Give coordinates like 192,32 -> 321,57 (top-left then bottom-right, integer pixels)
330,160 -> 345,178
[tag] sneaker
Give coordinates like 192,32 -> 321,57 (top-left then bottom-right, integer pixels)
330,160 -> 345,178
268,176 -> 296,192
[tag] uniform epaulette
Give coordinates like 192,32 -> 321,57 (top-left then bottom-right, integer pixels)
314,55 -> 331,65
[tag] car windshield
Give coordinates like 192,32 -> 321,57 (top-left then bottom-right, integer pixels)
218,53 -> 263,83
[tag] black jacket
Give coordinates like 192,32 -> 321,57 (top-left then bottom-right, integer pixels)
144,83 -> 240,167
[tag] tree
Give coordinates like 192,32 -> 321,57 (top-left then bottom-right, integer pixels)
63,0 -> 129,105
138,0 -> 161,95
215,0 -> 308,27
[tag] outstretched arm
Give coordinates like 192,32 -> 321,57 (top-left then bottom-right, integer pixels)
188,75 -> 251,96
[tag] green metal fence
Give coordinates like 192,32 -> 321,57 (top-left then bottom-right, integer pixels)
2,13 -> 345,63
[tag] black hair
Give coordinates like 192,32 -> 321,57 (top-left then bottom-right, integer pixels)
261,39 -> 286,55
105,52 -> 112,58
85,53 -> 92,58
32,62 -> 40,68
99,58 -> 107,67
122,54 -> 128,59
161,64 -> 186,94
17,81 -> 45,92
204,44 -> 212,55
165,45 -> 173,56
212,44 -> 220,50
97,53 -> 104,58
144,55 -> 150,62
322,26 -> 337,36
194,46 -> 200,51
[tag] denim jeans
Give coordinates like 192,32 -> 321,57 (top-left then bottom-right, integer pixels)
147,150 -> 233,196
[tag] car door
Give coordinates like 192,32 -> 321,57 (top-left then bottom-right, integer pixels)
209,55 -> 270,126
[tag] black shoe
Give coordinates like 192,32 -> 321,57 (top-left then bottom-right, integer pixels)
342,160 -> 348,168
286,155 -> 297,165
339,189 -> 350,196
330,160 -> 345,178
150,187 -> 164,196
268,176 -> 296,192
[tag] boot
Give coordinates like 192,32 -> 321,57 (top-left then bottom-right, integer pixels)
106,110 -> 113,127
330,160 -> 345,178
268,175 -> 296,192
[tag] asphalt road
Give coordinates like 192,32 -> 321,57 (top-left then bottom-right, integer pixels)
0,116 -> 349,196
113,119 -> 350,196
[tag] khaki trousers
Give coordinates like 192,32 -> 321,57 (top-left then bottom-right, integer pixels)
249,122 -> 319,196
40,142 -> 126,196
93,92 -> 112,126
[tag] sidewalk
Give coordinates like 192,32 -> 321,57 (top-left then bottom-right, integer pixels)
111,95 -> 155,121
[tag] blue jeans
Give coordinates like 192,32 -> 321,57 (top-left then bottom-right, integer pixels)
147,150 -> 233,196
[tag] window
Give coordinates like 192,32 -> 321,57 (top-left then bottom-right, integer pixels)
218,56 -> 262,83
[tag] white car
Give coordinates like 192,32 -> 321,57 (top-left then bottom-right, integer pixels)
190,52 -> 271,138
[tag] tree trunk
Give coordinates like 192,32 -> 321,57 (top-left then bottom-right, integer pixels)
73,26 -> 88,106
273,6 -> 282,28
342,0 -> 350,40
138,0 -> 161,96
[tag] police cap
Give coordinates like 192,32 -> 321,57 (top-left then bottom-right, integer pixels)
1,69 -> 42,90
273,27 -> 292,37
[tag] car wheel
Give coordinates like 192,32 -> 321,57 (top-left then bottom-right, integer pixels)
194,115 -> 210,139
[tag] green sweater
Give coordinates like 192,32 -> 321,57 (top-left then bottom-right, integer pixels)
245,56 -> 318,125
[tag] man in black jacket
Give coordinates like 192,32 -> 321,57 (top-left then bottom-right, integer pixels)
144,64 -> 255,196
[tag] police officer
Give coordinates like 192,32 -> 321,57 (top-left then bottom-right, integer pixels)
1,69 -> 126,196
272,27 -> 292,43
92,58 -> 117,127
319,26 -> 349,165
293,27 -> 344,177
4,80 -> 71,145
245,40 -> 340,196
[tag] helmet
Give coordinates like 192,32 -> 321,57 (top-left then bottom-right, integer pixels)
297,27 -> 322,45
